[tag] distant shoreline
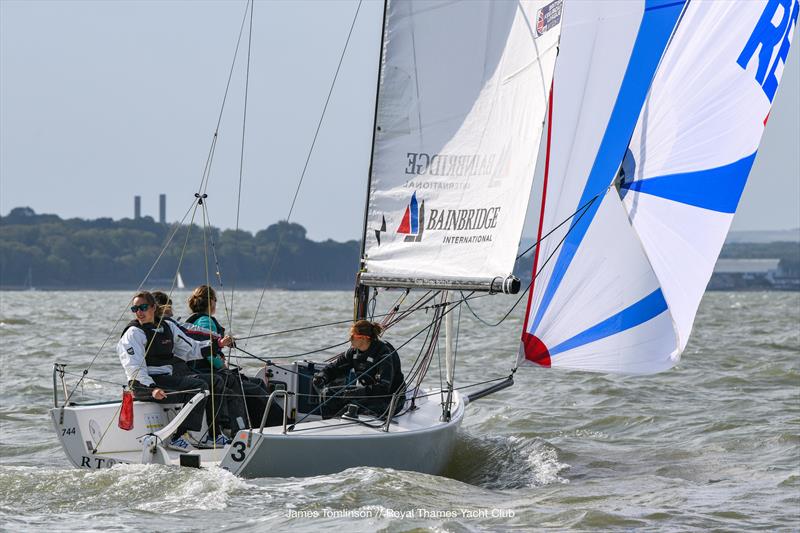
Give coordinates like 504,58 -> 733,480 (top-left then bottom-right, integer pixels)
2,207 -> 797,292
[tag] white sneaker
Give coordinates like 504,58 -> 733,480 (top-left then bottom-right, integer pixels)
196,433 -> 231,449
167,434 -> 194,452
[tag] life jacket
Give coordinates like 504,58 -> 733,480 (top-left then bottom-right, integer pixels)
181,313 -> 225,348
184,313 -> 225,369
350,340 -> 405,394
122,319 -> 177,367
185,313 -> 225,339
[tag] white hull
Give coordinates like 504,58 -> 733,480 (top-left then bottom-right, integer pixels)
49,389 -> 463,477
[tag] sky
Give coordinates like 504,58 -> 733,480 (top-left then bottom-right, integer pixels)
1,0 -> 798,242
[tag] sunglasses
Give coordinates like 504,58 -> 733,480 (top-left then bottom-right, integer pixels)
130,303 -> 150,313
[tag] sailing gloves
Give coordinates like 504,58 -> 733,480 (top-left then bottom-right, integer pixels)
312,372 -> 327,388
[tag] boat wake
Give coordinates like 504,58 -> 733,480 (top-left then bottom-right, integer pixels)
445,433 -> 570,489
0,464 -> 252,515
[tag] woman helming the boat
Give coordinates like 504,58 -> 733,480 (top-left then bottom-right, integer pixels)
117,290 -> 235,451
312,320 -> 406,419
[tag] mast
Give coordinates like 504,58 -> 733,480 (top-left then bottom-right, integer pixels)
355,0 -> 389,320
443,291 -> 455,420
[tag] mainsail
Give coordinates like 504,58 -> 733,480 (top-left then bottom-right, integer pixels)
360,0 -> 563,293
521,0 -> 797,374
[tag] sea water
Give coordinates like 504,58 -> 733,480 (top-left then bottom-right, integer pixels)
0,290 -> 798,531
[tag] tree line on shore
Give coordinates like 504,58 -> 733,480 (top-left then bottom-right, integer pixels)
0,207 -> 360,289
1,207 -> 797,289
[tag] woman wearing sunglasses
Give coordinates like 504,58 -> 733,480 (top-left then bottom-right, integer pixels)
312,320 -> 406,419
117,290 -> 235,451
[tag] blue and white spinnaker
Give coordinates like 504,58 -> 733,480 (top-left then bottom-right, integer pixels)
520,0 -> 797,374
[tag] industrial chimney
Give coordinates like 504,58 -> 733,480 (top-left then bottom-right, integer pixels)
159,194 -> 166,224
134,196 -> 141,219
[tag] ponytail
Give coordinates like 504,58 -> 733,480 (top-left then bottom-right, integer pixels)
350,319 -> 382,341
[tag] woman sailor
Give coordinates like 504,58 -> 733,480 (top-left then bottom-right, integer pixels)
117,290 -> 234,451
184,284 -> 282,428
313,320 -> 406,419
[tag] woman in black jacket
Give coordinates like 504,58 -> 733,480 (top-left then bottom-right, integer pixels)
313,320 -> 406,419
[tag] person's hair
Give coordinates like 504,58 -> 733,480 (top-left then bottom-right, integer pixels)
188,285 -> 217,315
151,291 -> 173,318
132,291 -> 162,320
350,320 -> 383,341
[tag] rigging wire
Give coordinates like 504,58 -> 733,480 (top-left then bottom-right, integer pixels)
516,190 -> 605,261
87,199 -> 206,453
69,0 -> 254,402
63,200 -> 201,405
229,0 -> 255,333
199,200 -> 221,444
201,197 -> 254,428
459,190 -> 603,329
232,289 -> 433,342
291,297 -> 464,426
197,0 -> 253,196
244,0 -> 365,346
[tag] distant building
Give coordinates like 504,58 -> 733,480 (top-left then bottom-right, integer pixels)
709,259 -> 781,290
134,196 -> 141,219
159,194 -> 166,224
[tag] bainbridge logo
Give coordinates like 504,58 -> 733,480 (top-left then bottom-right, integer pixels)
396,191 -> 424,243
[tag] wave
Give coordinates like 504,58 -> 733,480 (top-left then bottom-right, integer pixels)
445,433 -> 569,489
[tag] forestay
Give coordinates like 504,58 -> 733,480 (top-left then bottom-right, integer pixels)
520,0 -> 797,375
361,0 -> 563,293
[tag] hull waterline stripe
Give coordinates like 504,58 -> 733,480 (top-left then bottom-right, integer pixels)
620,152 -> 756,213
549,288 -> 668,356
530,0 -> 686,335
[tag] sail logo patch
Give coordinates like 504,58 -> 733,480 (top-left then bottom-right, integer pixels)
375,192 -> 501,246
536,0 -> 563,37
396,191 -> 424,243
737,0 -> 798,103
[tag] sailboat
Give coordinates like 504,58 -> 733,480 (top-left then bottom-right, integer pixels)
48,0 -> 797,477
24,266 -> 36,291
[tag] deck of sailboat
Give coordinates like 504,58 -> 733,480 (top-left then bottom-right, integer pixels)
271,396 -> 455,436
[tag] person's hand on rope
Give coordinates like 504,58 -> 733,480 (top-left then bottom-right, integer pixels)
218,335 -> 235,348
151,388 -> 167,400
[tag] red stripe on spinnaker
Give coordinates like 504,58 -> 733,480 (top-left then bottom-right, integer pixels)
521,332 -> 551,367
521,80 -> 554,356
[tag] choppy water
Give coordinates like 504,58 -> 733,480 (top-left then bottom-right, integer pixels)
0,290 -> 798,531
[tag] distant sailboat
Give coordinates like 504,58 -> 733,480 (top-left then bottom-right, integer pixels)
24,267 -> 35,291
176,271 -> 185,290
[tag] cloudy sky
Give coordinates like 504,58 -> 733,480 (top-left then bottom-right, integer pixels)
2,0 -> 798,242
